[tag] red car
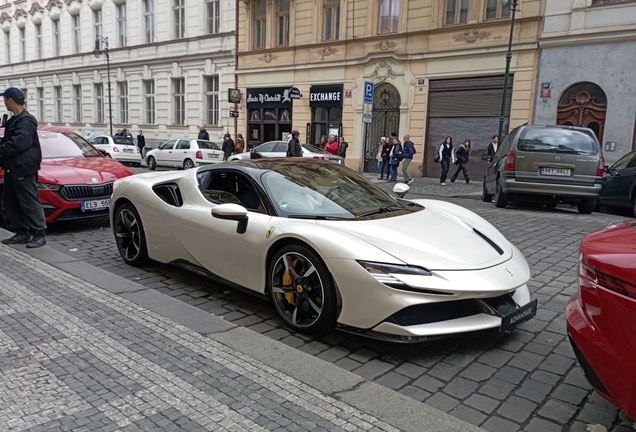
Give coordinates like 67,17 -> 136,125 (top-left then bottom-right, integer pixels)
567,220 -> 636,418
0,127 -> 132,224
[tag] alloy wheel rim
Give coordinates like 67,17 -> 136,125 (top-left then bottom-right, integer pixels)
184,160 -> 194,169
149,157 -> 155,168
271,252 -> 324,328
115,209 -> 141,261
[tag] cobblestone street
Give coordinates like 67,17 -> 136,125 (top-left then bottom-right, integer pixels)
38,172 -> 635,432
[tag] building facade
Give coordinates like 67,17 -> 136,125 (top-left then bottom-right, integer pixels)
533,0 -> 636,163
0,0 -> 235,148
236,0 -> 542,178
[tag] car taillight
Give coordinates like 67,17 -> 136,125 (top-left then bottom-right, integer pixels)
597,156 -> 604,177
505,151 -> 515,171
579,262 -> 636,300
136,147 -> 140,153
113,147 -> 120,152
196,150 -> 203,159
313,156 -> 324,160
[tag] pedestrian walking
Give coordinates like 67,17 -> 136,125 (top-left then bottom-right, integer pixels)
325,135 -> 339,155
337,136 -> 348,163
450,139 -> 473,184
402,134 -> 415,184
234,133 -> 245,154
388,136 -> 403,182
438,136 -> 455,185
198,125 -> 210,141
137,130 -> 146,157
286,130 -> 302,157
379,138 -> 392,180
486,135 -> 498,159
221,133 -> 235,161
0,87 -> 47,248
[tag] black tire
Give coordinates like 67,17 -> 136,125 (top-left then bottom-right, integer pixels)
577,198 -> 596,215
494,178 -> 509,208
147,156 -> 156,171
183,159 -> 195,169
114,203 -> 149,266
269,244 -> 337,334
481,178 -> 493,203
546,202 -> 558,209
133,162 -> 142,167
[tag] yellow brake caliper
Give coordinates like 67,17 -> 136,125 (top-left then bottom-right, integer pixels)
283,259 -> 298,305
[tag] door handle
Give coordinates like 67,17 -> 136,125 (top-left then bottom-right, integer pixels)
169,151 -> 172,153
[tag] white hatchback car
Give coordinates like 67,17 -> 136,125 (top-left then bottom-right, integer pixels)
146,138 -> 225,170
90,135 -> 142,166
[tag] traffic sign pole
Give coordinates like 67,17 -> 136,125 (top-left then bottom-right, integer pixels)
362,81 -> 375,172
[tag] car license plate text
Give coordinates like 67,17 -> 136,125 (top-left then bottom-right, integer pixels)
81,199 -> 111,211
208,153 -> 219,159
123,148 -> 134,153
501,299 -> 538,332
540,167 -> 571,176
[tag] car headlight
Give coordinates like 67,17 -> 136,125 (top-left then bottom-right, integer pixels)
358,261 -> 431,287
37,182 -> 61,191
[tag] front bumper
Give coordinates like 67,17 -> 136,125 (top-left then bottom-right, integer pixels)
39,190 -> 110,222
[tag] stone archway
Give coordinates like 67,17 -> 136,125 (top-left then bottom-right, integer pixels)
364,83 -> 401,172
557,82 -> 607,142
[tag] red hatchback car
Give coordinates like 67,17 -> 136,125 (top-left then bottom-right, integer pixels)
0,127 -> 132,224
567,220 -> 636,418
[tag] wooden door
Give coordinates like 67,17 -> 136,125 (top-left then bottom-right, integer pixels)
557,91 -> 607,142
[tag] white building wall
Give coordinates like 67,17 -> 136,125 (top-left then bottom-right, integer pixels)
0,0 -> 236,147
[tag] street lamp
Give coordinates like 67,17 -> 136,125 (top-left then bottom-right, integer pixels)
497,0 -> 519,144
93,36 -> 113,136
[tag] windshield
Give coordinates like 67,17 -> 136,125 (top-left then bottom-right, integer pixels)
517,128 -> 599,155
40,132 -> 102,159
261,163 -> 415,219
113,137 -> 134,145
302,144 -> 330,155
197,140 -> 220,150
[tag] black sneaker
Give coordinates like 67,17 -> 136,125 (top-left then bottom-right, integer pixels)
26,236 -> 47,249
2,234 -> 31,245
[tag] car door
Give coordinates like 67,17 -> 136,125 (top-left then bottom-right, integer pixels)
253,142 -> 278,157
154,140 -> 177,164
169,170 -> 272,291
174,139 -> 192,165
601,151 -> 636,205
272,142 -> 289,157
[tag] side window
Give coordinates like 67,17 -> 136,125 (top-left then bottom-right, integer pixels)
613,152 -> 636,170
627,155 -> 636,169
176,140 -> 191,150
256,142 -> 276,152
159,140 -> 177,150
497,127 -> 520,156
274,142 -> 289,152
202,171 -> 266,214
92,137 -> 104,144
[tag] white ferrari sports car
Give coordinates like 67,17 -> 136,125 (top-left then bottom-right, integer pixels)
110,159 -> 537,342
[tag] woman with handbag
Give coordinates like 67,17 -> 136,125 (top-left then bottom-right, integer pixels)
379,138 -> 392,180
450,139 -> 473,184
437,136 -> 455,186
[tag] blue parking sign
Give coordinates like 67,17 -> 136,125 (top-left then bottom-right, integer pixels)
364,81 -> 374,104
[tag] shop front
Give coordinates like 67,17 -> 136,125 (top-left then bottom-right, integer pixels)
309,84 -> 343,145
246,87 -> 293,148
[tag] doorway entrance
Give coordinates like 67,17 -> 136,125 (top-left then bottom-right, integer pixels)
557,82 -> 607,142
364,83 -> 401,173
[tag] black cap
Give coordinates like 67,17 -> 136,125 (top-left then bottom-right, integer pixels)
0,87 -> 25,104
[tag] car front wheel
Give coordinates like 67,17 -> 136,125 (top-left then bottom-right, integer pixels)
114,203 -> 149,266
147,156 -> 156,170
269,245 -> 337,334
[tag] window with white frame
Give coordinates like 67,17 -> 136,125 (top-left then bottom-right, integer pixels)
205,76 -> 219,126
95,83 -> 104,123
52,20 -> 60,56
143,0 -> 154,43
485,0 -> 510,19
276,0 -> 290,46
19,28 -> 25,62
253,0 -> 266,49
323,0 -> 340,41
379,0 -> 400,34
173,78 -> 185,125
4,32 -> 9,63
72,15 -> 81,54
54,86 -> 62,123
73,84 -> 82,123
35,24 -> 42,59
173,0 -> 185,39
94,10 -> 102,40
143,80 -> 155,124
206,0 -> 220,34
37,87 -> 44,121
117,4 -> 127,47
118,82 -> 128,124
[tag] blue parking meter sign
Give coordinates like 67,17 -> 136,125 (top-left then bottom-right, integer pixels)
364,81 -> 374,104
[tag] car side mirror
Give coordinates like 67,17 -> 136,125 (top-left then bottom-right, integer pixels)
481,154 -> 493,162
393,183 -> 409,199
211,204 -> 249,234
604,165 -> 610,173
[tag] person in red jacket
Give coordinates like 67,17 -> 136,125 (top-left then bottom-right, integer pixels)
325,134 -> 339,155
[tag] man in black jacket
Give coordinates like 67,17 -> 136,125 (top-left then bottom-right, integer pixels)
198,125 -> 210,141
0,88 -> 47,248
137,130 -> 146,157
221,133 -> 235,161
286,130 -> 302,157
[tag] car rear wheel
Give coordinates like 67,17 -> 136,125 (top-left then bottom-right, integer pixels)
577,198 -> 596,215
494,178 -> 509,208
269,245 -> 337,334
147,156 -> 156,171
481,178 -> 492,203
114,203 -> 149,266
183,159 -> 195,169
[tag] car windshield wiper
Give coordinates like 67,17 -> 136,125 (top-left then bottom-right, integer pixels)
288,214 -> 351,220
356,205 -> 403,218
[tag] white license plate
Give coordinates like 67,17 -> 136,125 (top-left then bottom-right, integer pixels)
208,153 -> 219,159
540,167 -> 571,176
123,148 -> 134,153
81,199 -> 111,211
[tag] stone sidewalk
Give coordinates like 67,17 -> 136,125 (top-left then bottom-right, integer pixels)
361,173 -> 482,199
0,234 -> 482,432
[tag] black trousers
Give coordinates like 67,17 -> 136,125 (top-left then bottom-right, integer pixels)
3,172 -> 47,236
451,163 -> 470,183
440,157 -> 451,183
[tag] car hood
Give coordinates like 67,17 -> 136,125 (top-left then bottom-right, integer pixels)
38,157 -> 133,185
316,202 -> 513,271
